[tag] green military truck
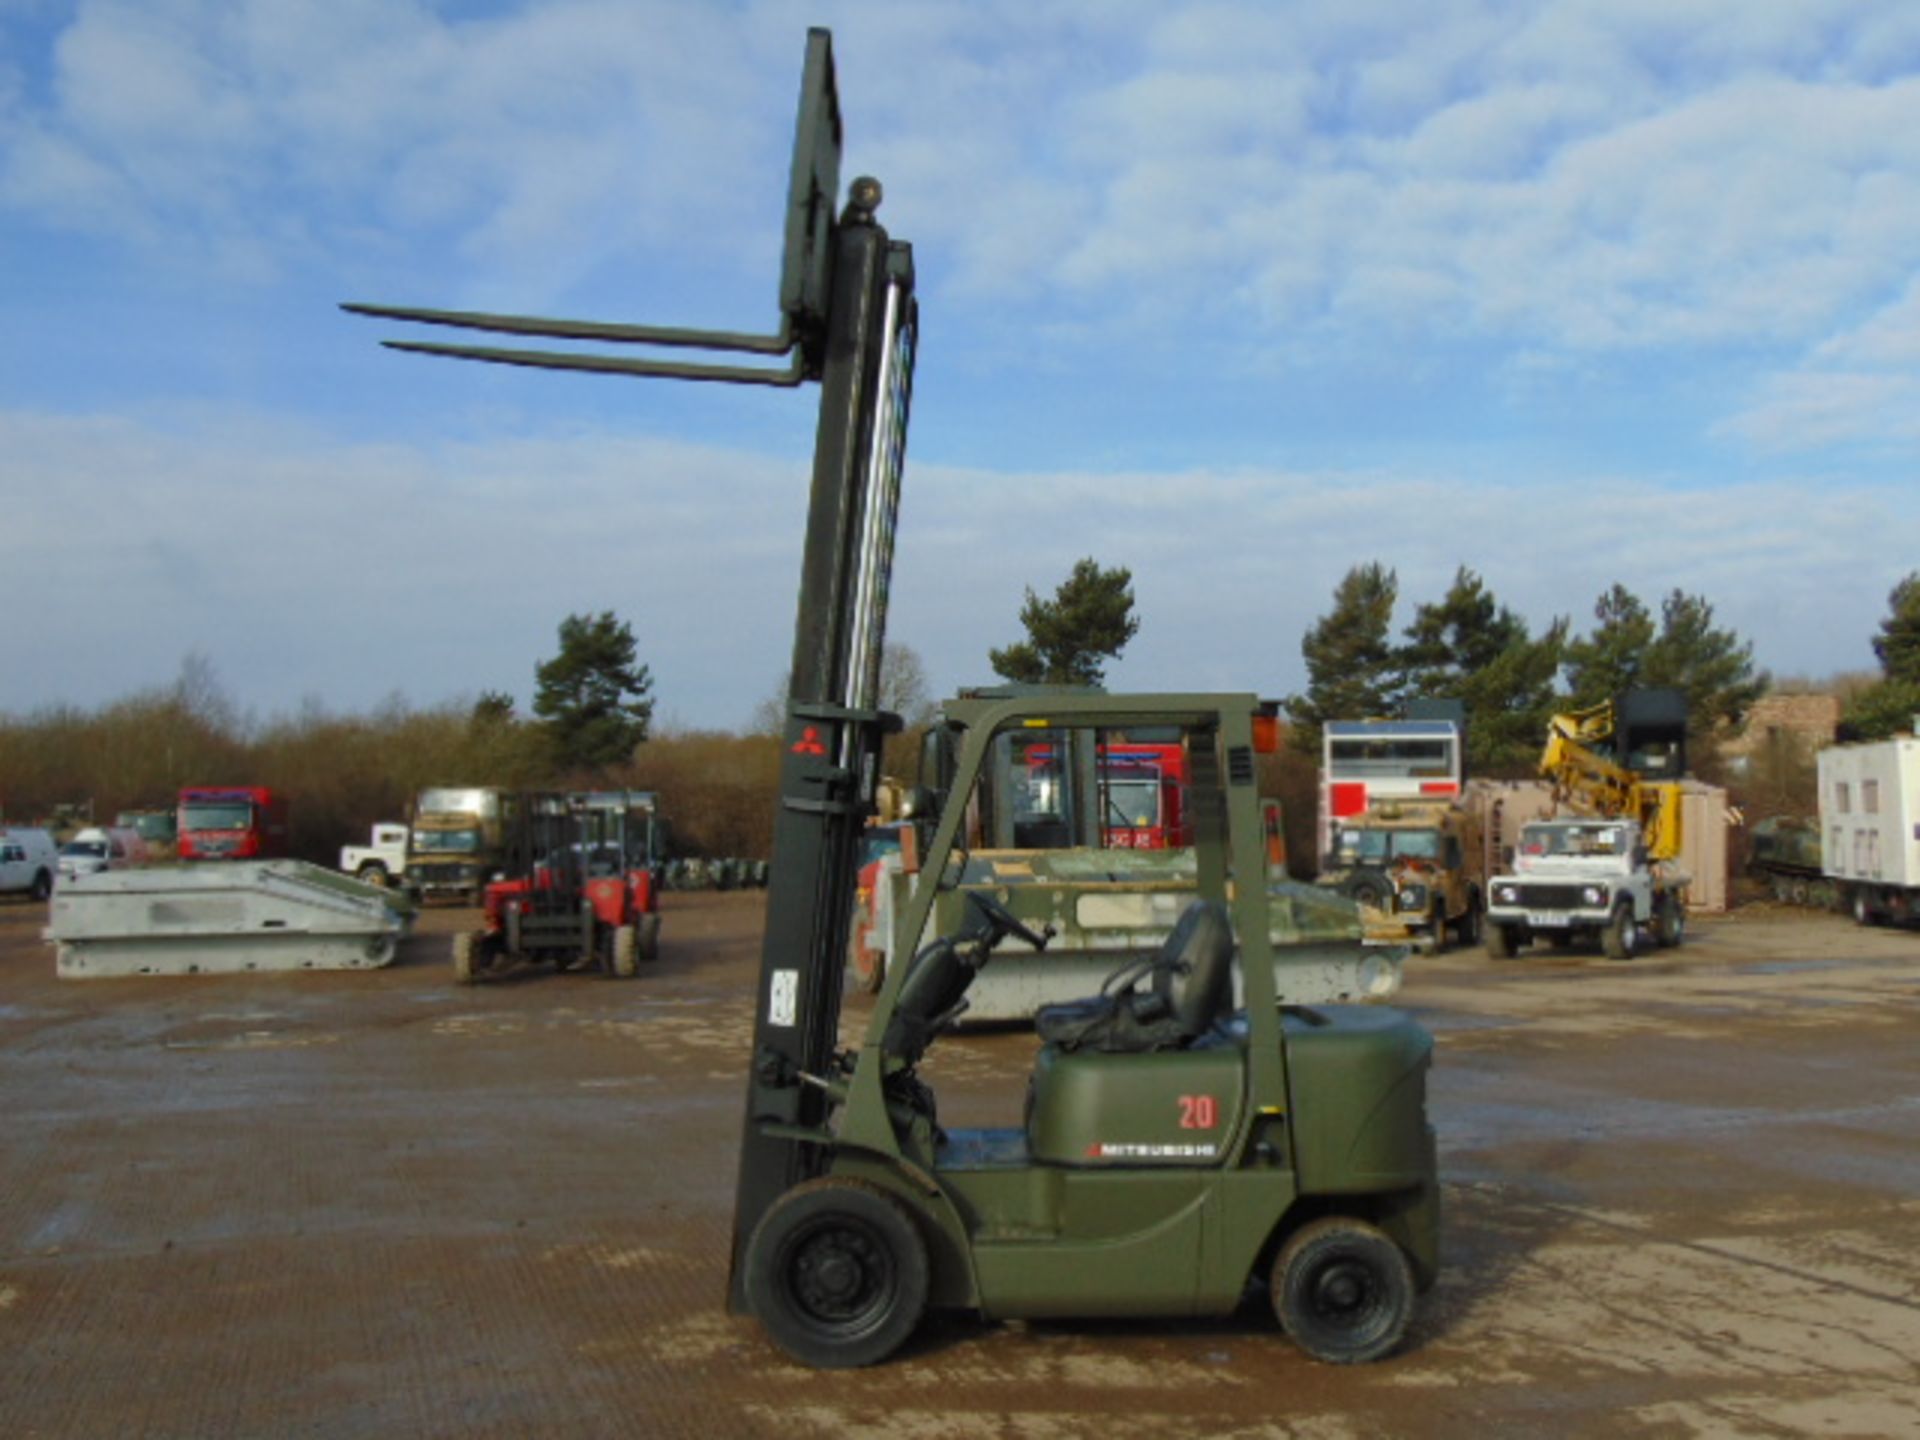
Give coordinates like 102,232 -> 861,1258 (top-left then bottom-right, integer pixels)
1318,799 -> 1486,954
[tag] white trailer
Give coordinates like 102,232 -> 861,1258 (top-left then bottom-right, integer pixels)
1819,733 -> 1920,926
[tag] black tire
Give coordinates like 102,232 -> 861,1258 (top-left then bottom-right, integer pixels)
1341,868 -> 1395,911
1601,902 -> 1638,960
29,869 -> 52,902
1453,895 -> 1482,947
451,932 -> 479,984
1851,888 -> 1877,927
637,911 -> 662,961
1272,1217 -> 1415,1365
611,924 -> 639,979
1653,893 -> 1686,948
1485,923 -> 1520,960
356,864 -> 389,889
745,1178 -> 928,1369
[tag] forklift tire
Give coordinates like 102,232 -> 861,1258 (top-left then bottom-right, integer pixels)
451,932 -> 480,984
744,1177 -> 929,1370
1485,924 -> 1520,960
1601,902 -> 1638,961
611,924 -> 640,979
1272,1217 -> 1415,1365
637,912 -> 662,961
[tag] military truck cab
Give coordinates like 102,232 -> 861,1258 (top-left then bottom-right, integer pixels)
1318,800 -> 1485,954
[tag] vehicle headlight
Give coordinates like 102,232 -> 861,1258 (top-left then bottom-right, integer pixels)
1494,884 -> 1518,905
1358,952 -> 1402,998
1398,884 -> 1428,911
1582,885 -> 1608,906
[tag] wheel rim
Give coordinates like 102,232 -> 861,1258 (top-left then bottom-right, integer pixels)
1299,1252 -> 1395,1348
780,1216 -> 899,1340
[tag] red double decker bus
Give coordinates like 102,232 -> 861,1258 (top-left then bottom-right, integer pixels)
177,787 -> 291,861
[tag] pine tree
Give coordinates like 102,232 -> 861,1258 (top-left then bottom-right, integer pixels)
1843,573 -> 1920,739
1563,585 -> 1656,707
1641,590 -> 1768,747
1397,567 -> 1566,773
1284,563 -> 1401,755
532,612 -> 655,770
1871,572 -> 1920,684
989,558 -> 1139,687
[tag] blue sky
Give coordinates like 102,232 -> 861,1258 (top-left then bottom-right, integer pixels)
3,0 -> 1918,730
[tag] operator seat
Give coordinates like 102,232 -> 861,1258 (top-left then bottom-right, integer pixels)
1033,899 -> 1235,1054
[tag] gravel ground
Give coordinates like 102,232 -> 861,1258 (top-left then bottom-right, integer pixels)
1,890 -> 1916,1439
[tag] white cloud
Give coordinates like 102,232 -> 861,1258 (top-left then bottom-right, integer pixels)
9,0 -> 1920,360
2,407 -> 1905,724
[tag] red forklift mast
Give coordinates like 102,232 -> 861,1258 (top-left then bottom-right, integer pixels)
345,30 -> 915,1309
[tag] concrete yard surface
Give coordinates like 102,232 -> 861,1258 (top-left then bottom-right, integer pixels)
1,891 -> 1917,1438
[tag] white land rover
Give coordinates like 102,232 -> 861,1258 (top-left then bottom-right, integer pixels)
1484,817 -> 1687,960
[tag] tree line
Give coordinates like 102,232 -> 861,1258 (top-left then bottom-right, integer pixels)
5,562 -> 1912,863
1282,564 -> 1771,775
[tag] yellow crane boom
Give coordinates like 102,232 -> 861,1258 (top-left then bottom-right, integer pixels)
1540,701 -> 1685,862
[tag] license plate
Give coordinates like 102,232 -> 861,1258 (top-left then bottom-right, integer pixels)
1527,911 -> 1570,928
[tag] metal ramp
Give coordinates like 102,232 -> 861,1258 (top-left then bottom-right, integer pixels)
45,862 -> 413,978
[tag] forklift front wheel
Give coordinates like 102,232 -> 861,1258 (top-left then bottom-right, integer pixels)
1273,1217 -> 1415,1365
745,1178 -> 929,1369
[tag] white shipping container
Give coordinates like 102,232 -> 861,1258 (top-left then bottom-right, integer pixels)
1818,734 -> 1920,920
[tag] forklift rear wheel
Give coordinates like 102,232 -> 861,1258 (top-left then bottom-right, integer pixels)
744,1178 -> 928,1369
1272,1217 -> 1414,1365
451,932 -> 479,984
611,924 -> 639,979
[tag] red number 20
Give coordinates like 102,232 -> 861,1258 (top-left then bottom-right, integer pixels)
1178,1094 -> 1218,1130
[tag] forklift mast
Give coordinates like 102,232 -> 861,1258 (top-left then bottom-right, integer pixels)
346,30 -> 915,1308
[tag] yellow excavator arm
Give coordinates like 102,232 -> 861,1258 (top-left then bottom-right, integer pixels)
1540,703 -> 1685,862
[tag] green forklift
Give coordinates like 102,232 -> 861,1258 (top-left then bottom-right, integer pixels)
350,26 -> 1439,1371
737,690 -> 1438,1366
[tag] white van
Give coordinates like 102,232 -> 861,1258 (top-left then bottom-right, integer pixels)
57,826 -> 149,882
0,827 -> 59,901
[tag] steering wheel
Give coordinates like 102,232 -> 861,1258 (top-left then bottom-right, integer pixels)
965,889 -> 1050,950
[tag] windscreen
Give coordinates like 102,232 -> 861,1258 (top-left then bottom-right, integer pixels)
181,802 -> 252,831
412,827 -> 481,854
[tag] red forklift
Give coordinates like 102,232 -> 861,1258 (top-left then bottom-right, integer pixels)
451,791 -> 662,983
